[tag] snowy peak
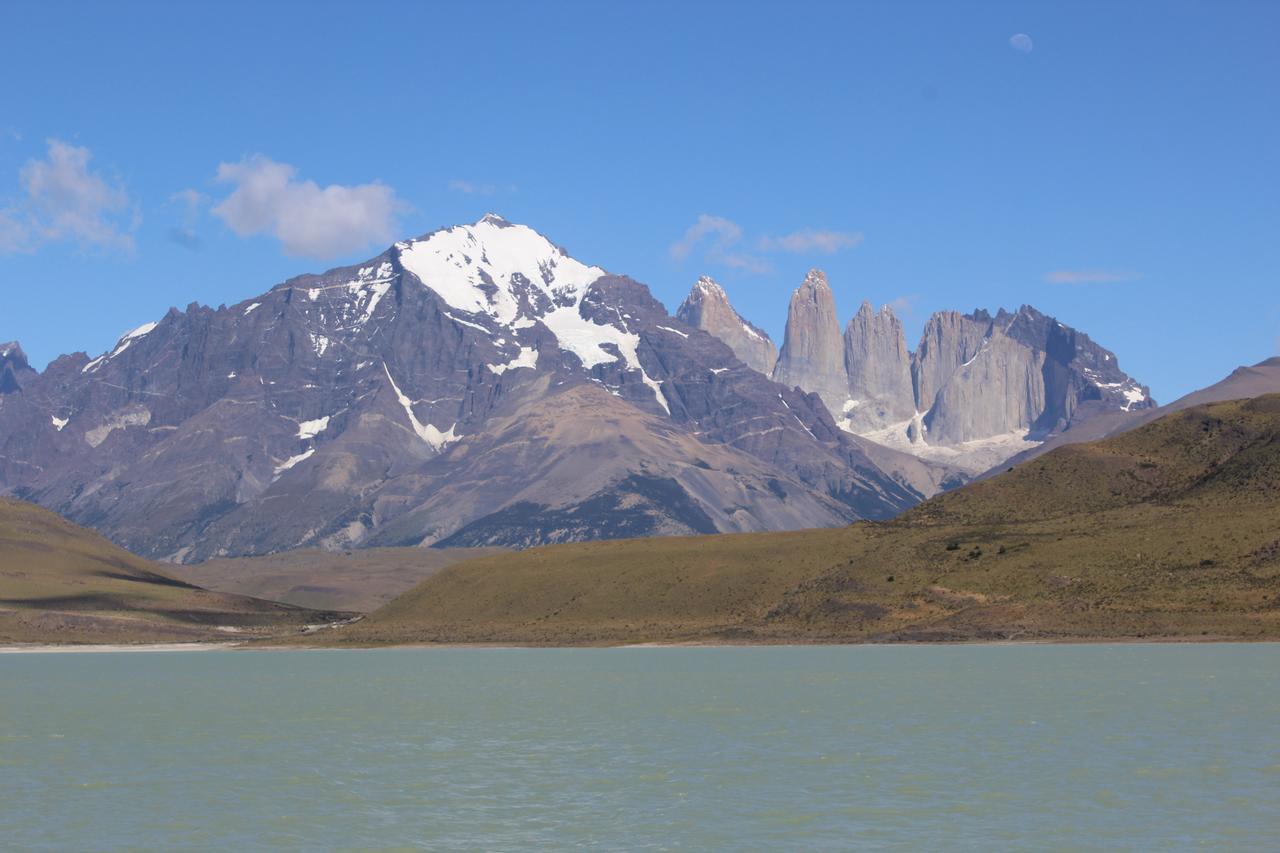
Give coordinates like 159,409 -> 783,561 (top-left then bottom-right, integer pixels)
395,215 -> 606,328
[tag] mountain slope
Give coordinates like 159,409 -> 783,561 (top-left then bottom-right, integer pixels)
0,215 -> 943,561
337,395 -> 1280,645
0,497 -> 343,643
990,356 -> 1280,474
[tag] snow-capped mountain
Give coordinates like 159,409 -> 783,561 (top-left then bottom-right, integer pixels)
0,215 -> 951,562
677,270 -> 1155,473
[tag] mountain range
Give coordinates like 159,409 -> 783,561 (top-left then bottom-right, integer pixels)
0,215 -> 1160,561
678,267 -> 1154,473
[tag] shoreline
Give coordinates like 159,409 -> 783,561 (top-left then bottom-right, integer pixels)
2,636 -> 1277,653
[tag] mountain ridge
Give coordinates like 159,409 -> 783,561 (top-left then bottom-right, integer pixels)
0,216 -> 949,561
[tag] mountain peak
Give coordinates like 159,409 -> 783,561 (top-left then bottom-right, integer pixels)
478,212 -> 512,227
693,275 -> 727,298
802,268 -> 829,289
676,276 -> 777,375
396,216 -> 605,328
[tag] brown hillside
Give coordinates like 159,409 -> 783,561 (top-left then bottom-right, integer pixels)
0,497 -> 347,644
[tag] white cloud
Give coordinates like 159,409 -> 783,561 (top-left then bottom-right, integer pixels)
1009,33 -> 1034,53
0,139 -> 136,253
212,155 -> 403,259
758,229 -> 864,254
1044,269 -> 1140,285
670,214 -> 743,261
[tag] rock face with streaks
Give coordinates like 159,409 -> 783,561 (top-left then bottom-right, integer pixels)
675,276 -> 777,375
691,270 -> 1155,474
771,269 -> 848,413
841,301 -> 915,432
0,216 -> 955,561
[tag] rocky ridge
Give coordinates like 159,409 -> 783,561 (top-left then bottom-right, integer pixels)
676,270 -> 1155,473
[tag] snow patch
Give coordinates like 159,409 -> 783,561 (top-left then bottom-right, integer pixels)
243,302 -> 262,316
655,325 -> 689,339
297,416 -> 330,439
82,321 -> 159,373
274,447 -> 315,476
50,415 -> 68,431
382,363 -> 459,450
1121,385 -> 1147,411
542,306 -> 669,413
488,346 -> 538,375
85,407 -> 151,448
443,312 -> 491,333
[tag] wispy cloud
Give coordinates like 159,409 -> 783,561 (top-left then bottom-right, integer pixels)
1044,269 -> 1140,285
672,215 -> 866,275
0,139 -> 136,254
167,189 -> 208,251
669,215 -> 770,274
212,155 -> 404,259
887,294 -> 920,316
721,253 -> 773,274
1009,33 -> 1034,53
758,229 -> 864,254
448,179 -> 495,195
670,214 -> 742,260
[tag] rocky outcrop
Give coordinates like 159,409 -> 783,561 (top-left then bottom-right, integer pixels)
841,302 -> 915,432
675,276 -> 777,375
772,269 -> 848,413
911,311 -> 991,412
0,342 -> 36,395
916,306 -> 1153,445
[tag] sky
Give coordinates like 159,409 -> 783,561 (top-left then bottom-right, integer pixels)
1,0 -> 1277,402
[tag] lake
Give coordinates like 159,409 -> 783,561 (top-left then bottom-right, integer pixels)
2,645 -> 1277,849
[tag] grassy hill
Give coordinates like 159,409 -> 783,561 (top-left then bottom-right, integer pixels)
335,395 -> 1280,645
169,546 -> 504,613
0,497 -> 349,644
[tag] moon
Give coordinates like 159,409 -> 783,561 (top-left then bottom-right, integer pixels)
1009,33 -> 1034,53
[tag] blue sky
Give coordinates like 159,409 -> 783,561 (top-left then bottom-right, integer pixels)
1,0 -> 1276,401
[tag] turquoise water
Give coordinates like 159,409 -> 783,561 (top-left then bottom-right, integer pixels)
1,645 -> 1277,850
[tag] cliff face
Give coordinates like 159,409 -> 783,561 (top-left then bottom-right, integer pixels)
687,269 -> 1154,472
675,277 -> 777,375
841,301 -> 915,432
771,269 -> 848,413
